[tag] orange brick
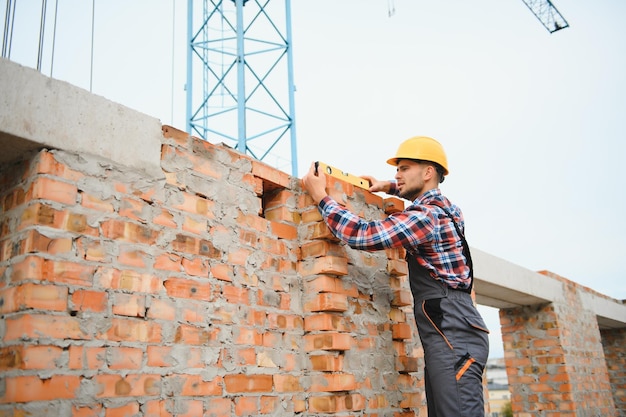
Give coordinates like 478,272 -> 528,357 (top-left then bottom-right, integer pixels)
146,297 -> 176,321
2,375 -> 80,403
81,192 -> 115,212
101,219 -> 159,244
299,256 -> 349,277
104,402 -> 140,417
0,283 -> 68,313
310,373 -> 357,392
308,393 -> 366,413
224,374 -> 273,393
310,354 -> 344,372
4,314 -> 88,341
144,400 -> 173,417
45,259 -> 96,286
251,160 -> 290,188
20,345 -> 63,370
172,374 -> 222,396
304,275 -> 358,297
205,397 -> 232,417
174,323 -> 219,346
93,374 -> 161,398
211,263 -> 233,282
69,345 -> 106,370
29,177 -> 77,205
164,277 -> 211,300
391,289 -> 413,307
260,396 -> 279,414
304,293 -> 348,313
97,269 -> 162,294
181,256 -> 209,277
112,293 -> 146,317
304,313 -> 350,332
304,333 -> 353,352
273,374 -> 302,392
392,323 -> 412,340
71,289 -> 108,313
234,396 -> 257,416
103,318 -> 162,343
107,347 -> 143,370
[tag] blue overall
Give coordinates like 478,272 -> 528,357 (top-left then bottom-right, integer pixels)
407,254 -> 490,417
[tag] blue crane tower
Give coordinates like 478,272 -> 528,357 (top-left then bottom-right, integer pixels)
185,0 -> 568,177
185,0 -> 298,175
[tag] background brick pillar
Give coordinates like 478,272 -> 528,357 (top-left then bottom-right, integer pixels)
601,327 -> 626,416
500,276 -> 617,416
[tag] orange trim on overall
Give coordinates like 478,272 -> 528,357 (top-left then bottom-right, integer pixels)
455,357 -> 476,381
421,301 -> 453,350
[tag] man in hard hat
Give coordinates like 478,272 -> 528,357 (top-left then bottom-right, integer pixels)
302,136 -> 489,417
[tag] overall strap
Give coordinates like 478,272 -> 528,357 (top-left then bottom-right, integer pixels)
429,201 -> 474,293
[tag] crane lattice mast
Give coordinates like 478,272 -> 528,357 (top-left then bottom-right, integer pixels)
520,0 -> 569,33
186,0 -> 298,175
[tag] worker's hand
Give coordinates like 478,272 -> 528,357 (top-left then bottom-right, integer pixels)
361,175 -> 391,194
302,162 -> 328,204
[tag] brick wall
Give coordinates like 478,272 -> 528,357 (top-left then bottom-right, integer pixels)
602,328 -> 626,415
0,125 -> 422,416
500,271 -> 620,417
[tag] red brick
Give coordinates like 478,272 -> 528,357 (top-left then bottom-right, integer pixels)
392,323 -> 412,340
310,373 -> 357,392
181,256 -> 209,277
304,313 -> 350,332
102,318 -> 162,343
308,393 -> 366,413
45,259 -> 96,286
0,283 -> 68,313
304,333 -> 353,352
71,289 -> 108,313
20,345 -> 64,370
104,402 -> 140,417
273,374 -> 302,392
4,314 -> 88,341
1,375 -> 80,403
146,297 -> 176,321
303,293 -> 348,313
69,345 -> 106,370
174,323 -> 219,346
172,374 -> 222,396
310,354 -> 344,372
164,277 -> 211,300
224,374 -> 273,393
144,400 -> 173,417
101,219 -> 158,244
97,269 -> 162,294
107,347 -> 143,370
29,177 -> 77,205
298,256 -> 348,276
112,293 -> 146,317
206,397 -> 232,417
234,396 -> 257,416
93,374 -> 161,398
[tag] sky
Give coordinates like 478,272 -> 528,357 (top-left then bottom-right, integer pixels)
2,0 -> 625,358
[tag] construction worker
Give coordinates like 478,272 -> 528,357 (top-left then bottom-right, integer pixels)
301,136 -> 489,417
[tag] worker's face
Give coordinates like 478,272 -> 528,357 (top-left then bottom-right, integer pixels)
394,159 -> 428,201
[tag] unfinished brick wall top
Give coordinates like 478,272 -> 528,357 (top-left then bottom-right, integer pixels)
0,125 -> 422,416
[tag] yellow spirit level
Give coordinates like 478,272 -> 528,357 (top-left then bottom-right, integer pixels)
315,161 -> 370,189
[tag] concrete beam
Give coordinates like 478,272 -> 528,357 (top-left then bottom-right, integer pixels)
0,58 -> 163,179
472,247 -> 626,328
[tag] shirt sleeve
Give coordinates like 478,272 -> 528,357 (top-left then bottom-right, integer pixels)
318,196 -> 435,251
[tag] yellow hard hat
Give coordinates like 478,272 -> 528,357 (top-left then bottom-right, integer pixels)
386,136 -> 449,176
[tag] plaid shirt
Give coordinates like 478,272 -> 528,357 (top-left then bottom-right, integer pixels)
317,185 -> 471,290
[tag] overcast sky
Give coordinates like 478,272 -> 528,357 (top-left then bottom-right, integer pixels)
3,0 -> 625,358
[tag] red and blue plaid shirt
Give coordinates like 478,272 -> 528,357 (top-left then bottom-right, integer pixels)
317,185 -> 471,290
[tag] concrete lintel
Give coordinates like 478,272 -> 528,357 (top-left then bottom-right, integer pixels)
580,292 -> 626,329
0,58 -> 164,179
472,247 -> 565,308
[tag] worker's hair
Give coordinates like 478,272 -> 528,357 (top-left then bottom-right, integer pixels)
414,159 -> 445,183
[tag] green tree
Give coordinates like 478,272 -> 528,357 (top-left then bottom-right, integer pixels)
501,400 -> 513,417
